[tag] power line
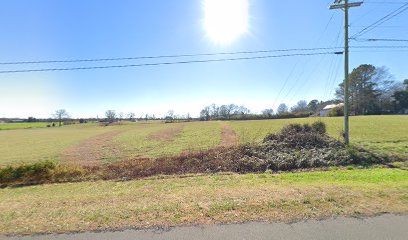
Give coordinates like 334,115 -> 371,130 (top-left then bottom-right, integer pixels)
273,12 -> 336,109
351,45 -> 408,48
0,47 -> 343,65
353,38 -> 408,42
1,46 -> 406,74
351,25 -> 407,28
0,52 -> 339,74
351,3 -> 408,38
0,46 -> 405,66
364,1 -> 408,4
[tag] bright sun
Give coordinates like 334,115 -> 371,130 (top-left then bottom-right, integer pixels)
203,0 -> 249,44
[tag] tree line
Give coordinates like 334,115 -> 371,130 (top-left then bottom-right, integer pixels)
336,64 -> 407,115
8,64 -> 407,124
199,64 -> 407,121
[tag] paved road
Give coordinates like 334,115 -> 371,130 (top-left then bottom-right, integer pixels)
2,214 -> 407,240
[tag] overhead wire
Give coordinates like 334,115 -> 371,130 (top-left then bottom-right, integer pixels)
351,2 -> 408,38
274,12 -> 337,107
0,52 -> 340,74
0,47 -> 343,65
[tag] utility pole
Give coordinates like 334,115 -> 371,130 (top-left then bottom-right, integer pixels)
330,0 -> 363,145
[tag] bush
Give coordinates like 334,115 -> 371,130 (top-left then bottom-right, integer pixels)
328,107 -> 344,117
0,161 -> 57,185
0,161 -> 90,186
311,121 -> 326,134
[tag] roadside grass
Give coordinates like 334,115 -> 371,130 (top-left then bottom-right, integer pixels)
0,122 -> 53,130
230,115 -> 408,158
0,168 -> 406,235
114,121 -> 222,159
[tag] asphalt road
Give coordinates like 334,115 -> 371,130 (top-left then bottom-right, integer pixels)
2,214 -> 407,240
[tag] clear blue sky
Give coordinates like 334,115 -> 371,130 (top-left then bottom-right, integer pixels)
1,0 -> 407,118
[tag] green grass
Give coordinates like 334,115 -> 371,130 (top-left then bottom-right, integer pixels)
0,116 -> 406,167
0,124 -> 115,166
0,122 -> 53,130
230,115 -> 408,158
0,168 -> 407,234
113,121 -> 222,159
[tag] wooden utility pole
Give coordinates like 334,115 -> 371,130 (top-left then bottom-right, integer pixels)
330,0 -> 363,145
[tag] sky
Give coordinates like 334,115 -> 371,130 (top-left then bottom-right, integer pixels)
0,0 -> 407,118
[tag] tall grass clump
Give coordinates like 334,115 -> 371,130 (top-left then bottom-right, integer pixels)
0,161 -> 90,187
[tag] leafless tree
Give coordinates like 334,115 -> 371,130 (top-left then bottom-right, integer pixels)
291,100 -> 308,113
166,110 -> 175,122
105,110 -> 116,123
277,103 -> 289,115
127,112 -> 136,122
200,106 -> 211,121
53,109 -> 70,127
261,109 -> 274,117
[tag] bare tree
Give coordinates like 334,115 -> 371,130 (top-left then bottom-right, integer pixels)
127,112 -> 136,122
200,106 -> 211,121
277,103 -> 289,115
291,100 -> 308,113
53,109 -> 70,127
118,112 -> 124,121
210,104 -> 219,119
166,110 -> 175,122
261,109 -> 274,117
105,110 -> 116,123
235,105 -> 250,115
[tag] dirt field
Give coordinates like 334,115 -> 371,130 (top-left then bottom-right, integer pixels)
220,123 -> 238,146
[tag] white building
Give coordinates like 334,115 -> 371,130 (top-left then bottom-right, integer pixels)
320,103 -> 344,117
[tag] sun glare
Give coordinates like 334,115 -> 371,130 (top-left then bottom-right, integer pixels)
203,0 -> 249,44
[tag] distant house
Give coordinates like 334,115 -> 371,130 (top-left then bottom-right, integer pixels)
320,103 -> 344,117
10,119 -> 24,123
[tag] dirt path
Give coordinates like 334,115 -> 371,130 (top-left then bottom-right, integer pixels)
220,123 -> 238,146
149,124 -> 185,141
60,129 -> 126,166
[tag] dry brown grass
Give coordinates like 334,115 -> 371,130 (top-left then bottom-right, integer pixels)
0,168 -> 407,235
60,129 -> 127,166
220,123 -> 239,146
148,124 -> 185,141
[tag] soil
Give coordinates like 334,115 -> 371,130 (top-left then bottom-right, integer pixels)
60,130 -> 126,166
148,124 -> 185,141
220,123 -> 238,146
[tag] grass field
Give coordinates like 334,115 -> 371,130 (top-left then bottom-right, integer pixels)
0,115 -> 406,167
114,121 -> 222,159
0,168 -> 406,234
0,122 -> 52,130
0,124 -> 116,166
230,115 -> 408,158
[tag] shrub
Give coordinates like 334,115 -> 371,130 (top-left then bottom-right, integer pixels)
0,161 -> 57,185
311,121 -> 326,134
328,107 -> 344,117
0,161 -> 90,186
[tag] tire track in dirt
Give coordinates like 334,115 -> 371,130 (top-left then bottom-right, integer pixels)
60,129 -> 127,166
220,123 -> 239,146
148,124 -> 185,142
